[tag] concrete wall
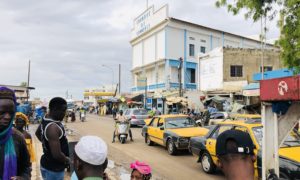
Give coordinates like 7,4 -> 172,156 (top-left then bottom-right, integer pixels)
199,50 -> 223,91
223,48 -> 282,83
132,29 -> 166,69
166,27 -> 184,60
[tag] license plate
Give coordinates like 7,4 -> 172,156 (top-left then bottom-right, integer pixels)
120,135 -> 126,137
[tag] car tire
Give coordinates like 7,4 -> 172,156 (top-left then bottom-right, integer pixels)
145,135 -> 154,146
201,152 -> 216,174
167,139 -> 177,155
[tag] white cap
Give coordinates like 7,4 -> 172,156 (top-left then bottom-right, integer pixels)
75,136 -> 108,165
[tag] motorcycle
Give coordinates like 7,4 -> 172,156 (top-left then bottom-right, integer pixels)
80,112 -> 86,122
116,121 -> 130,144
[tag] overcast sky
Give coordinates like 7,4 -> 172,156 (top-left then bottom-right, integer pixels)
0,0 -> 280,100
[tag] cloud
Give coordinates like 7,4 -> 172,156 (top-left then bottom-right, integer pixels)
0,0 -> 280,99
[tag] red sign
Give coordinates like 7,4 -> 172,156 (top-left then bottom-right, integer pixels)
260,76 -> 300,101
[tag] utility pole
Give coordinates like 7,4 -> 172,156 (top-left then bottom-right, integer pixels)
144,78 -> 147,109
119,64 -> 121,94
178,57 -> 183,97
26,60 -> 31,103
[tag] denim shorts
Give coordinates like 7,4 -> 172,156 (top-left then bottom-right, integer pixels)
40,166 -> 64,180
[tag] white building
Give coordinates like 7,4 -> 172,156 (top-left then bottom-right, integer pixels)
131,4 -> 275,93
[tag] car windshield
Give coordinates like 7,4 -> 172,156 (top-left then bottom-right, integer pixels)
252,126 -> 263,147
282,130 -> 300,147
133,109 -> 147,115
253,126 -> 300,147
165,117 -> 196,129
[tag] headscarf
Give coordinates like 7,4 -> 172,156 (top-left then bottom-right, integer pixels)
130,161 -> 152,180
15,112 -> 29,125
0,86 -> 17,179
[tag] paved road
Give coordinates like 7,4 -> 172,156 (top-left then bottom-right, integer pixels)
66,114 -> 224,180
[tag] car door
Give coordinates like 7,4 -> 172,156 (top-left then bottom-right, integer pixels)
153,118 -> 165,145
147,118 -> 159,143
206,125 -> 234,164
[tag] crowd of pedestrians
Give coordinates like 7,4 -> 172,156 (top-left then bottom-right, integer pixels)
2,85 -> 286,180
0,86 -> 153,180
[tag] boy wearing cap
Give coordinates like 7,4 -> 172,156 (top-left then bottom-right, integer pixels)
73,136 -> 108,180
216,129 -> 256,180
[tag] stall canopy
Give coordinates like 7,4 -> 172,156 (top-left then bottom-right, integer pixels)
84,92 -> 115,97
242,83 -> 260,97
166,97 -> 188,106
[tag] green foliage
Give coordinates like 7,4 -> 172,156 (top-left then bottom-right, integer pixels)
215,0 -> 300,71
278,0 -> 300,73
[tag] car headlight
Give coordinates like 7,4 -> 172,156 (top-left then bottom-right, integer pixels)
178,137 -> 189,143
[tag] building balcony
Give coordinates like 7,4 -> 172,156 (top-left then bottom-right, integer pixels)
131,82 -> 197,92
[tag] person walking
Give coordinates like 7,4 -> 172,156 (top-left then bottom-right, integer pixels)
15,112 -> 36,163
73,136 -> 108,180
35,97 -> 70,180
0,86 -> 31,179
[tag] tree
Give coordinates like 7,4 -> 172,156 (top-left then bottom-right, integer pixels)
215,0 -> 300,72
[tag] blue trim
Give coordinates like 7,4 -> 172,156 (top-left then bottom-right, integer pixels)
243,83 -> 260,90
186,62 -> 197,69
184,29 -> 187,89
186,83 -> 197,89
169,59 -> 197,69
210,34 -> 213,50
222,32 -> 225,47
170,82 -> 197,89
132,83 -> 166,92
253,68 -> 296,81
169,59 -> 180,67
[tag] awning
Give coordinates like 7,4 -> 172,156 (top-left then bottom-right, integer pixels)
84,92 -> 115,97
243,89 -> 260,96
242,83 -> 260,97
166,97 -> 188,106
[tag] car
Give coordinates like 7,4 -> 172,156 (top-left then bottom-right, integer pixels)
124,108 -> 149,127
142,114 -> 209,155
189,120 -> 300,179
207,112 -> 229,125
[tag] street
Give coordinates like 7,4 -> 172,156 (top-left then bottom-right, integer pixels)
63,114 -> 224,180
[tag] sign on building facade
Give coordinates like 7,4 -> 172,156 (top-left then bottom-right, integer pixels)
131,4 -> 169,40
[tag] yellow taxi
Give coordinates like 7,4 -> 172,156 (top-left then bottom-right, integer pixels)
142,114 -> 209,155
189,120 -> 300,179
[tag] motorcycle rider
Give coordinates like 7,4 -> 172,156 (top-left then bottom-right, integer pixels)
112,110 -> 133,143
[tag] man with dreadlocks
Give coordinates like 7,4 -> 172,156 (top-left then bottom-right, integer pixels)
0,86 -> 31,180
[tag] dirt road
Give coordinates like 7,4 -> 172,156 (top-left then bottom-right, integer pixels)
66,114 -> 224,180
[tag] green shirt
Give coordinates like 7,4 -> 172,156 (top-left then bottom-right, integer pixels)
83,177 -> 103,180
